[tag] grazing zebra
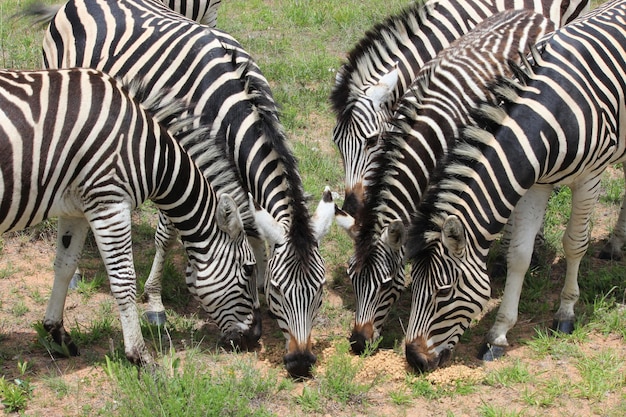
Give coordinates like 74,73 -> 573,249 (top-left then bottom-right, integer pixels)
346,9 -> 553,354
404,0 -> 626,372
161,0 -> 221,26
31,0 -> 332,378
331,0 -> 589,223
0,67 -> 261,365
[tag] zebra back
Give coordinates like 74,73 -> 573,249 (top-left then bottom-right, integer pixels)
345,8 -> 552,355
331,0 -> 590,217
405,0 -> 626,372
161,0 -> 221,26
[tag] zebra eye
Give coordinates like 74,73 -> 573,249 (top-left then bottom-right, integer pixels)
365,134 -> 379,149
437,285 -> 453,297
243,263 -> 255,276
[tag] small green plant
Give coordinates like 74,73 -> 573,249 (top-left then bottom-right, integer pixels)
10,300 -> 29,317
75,273 -> 107,298
484,359 -> 532,387
295,386 -> 323,412
478,402 -> 524,417
0,361 -> 33,412
316,339 -> 370,404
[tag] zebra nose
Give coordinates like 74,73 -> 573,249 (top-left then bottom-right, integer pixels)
283,335 -> 316,379
283,349 -> 316,380
350,322 -> 375,354
218,308 -> 262,351
405,338 -> 449,373
244,308 -> 263,347
342,189 -> 363,218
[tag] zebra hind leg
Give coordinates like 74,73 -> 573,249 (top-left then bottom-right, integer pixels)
43,217 -> 91,357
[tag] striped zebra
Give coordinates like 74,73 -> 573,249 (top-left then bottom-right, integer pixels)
331,0 -> 589,224
161,0 -> 221,26
347,9 -> 553,355
0,67 -> 261,365
404,0 -> 626,372
31,0 -> 332,378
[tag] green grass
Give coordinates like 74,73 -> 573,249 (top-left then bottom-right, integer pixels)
103,349 -> 282,417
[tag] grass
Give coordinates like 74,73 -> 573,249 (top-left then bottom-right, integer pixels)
1,0 -> 626,416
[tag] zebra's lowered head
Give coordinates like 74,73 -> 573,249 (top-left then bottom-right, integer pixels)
249,187 -> 334,378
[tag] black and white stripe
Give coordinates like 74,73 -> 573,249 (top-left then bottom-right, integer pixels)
32,0 -> 331,378
0,67 -> 260,365
161,0 -> 221,26
346,9 -> 553,355
330,0 -> 589,220
405,0 -> 626,372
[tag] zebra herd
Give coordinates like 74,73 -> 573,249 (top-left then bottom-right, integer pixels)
2,0 -> 624,377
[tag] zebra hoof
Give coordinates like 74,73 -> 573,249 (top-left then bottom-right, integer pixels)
550,319 -> 575,335
68,272 -> 82,289
478,343 -> 506,361
144,311 -> 167,326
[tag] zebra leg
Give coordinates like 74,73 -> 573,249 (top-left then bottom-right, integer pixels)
481,184 -> 553,361
598,166 -> 626,260
551,178 -> 601,334
143,212 -> 176,326
250,236 -> 267,292
43,217 -> 91,356
88,207 -> 153,365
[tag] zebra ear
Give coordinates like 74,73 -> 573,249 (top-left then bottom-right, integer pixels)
216,194 -> 245,239
441,215 -> 466,257
384,220 -> 406,252
248,193 -> 286,246
365,66 -> 399,111
311,186 -> 335,242
335,206 -> 357,240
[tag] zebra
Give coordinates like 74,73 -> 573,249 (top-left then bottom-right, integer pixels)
30,0 -> 333,378
330,0 -> 589,223
161,0 -> 221,26
346,9 -> 553,355
0,67 -> 261,365
404,0 -> 626,372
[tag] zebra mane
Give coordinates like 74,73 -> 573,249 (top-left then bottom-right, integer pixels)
405,69 -> 527,262
231,54 -> 316,263
329,0 -> 430,118
122,76 -> 253,225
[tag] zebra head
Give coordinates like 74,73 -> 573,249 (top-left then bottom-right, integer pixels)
331,67 -> 399,218
184,193 -> 262,351
250,189 -> 333,379
405,215 -> 491,372
348,219 -> 406,354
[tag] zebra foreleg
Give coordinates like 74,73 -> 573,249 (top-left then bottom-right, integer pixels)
143,212 -> 176,326
43,217 -> 91,357
89,207 -> 153,365
481,185 -> 552,361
